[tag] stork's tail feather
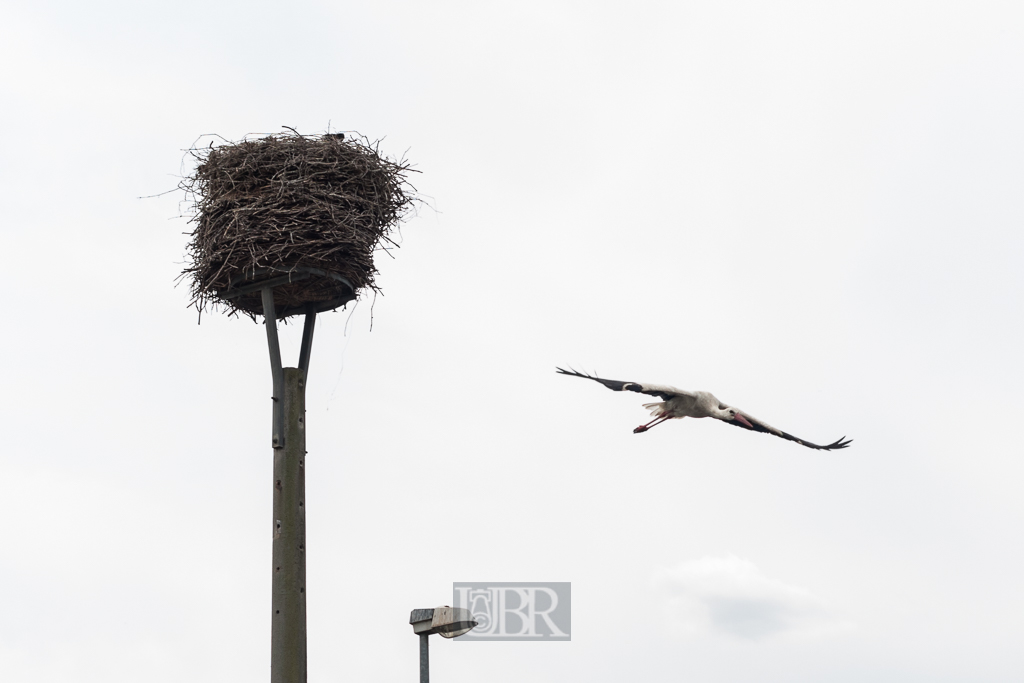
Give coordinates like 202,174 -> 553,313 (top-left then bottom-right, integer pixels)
642,401 -> 667,416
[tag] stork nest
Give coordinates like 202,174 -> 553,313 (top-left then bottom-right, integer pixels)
179,131 -> 417,319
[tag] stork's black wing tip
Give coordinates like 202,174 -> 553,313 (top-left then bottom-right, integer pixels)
555,368 -> 637,394
780,430 -> 853,450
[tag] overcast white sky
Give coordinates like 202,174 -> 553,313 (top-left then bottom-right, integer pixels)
3,1 -> 1023,681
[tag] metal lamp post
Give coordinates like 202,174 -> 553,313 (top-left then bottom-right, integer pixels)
409,606 -> 478,683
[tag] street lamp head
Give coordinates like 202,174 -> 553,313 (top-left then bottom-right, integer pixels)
410,606 -> 477,639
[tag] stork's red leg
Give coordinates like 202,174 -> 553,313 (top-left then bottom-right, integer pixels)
634,415 -> 671,433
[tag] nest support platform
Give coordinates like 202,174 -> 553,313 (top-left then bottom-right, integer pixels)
222,266 -> 356,320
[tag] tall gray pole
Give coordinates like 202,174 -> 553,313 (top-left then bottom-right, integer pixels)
271,367 -> 307,683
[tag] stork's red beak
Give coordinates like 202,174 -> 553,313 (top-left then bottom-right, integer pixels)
734,414 -> 754,429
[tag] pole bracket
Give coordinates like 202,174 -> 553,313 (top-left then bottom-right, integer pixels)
246,267 -> 353,448
261,287 -> 287,449
261,295 -> 319,449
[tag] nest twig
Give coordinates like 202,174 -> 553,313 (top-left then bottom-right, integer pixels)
178,131 -> 417,319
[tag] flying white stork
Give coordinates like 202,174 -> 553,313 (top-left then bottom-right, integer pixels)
556,368 -> 851,451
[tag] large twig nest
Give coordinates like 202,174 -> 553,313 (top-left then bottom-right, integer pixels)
179,131 -> 417,319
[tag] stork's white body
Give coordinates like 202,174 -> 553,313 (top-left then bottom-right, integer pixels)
642,390 -> 717,419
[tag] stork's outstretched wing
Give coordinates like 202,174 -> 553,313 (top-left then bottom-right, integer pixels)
719,409 -> 852,451
555,368 -> 693,401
